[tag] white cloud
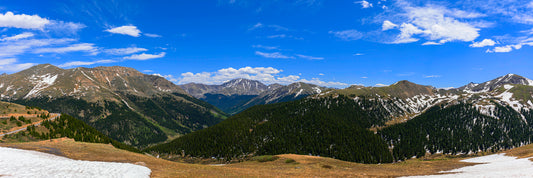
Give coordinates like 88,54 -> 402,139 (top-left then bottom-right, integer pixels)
143,70 -> 154,73
123,52 -> 166,60
353,53 -> 364,56
486,44 -> 523,53
58,60 -> 115,68
375,83 -> 389,87
361,76 -> 368,79
33,43 -> 97,54
470,39 -> 496,47
255,51 -> 292,59
382,20 -> 398,31
392,23 -> 423,44
178,66 -> 348,87
0,12 -> 50,29
329,30 -> 363,41
296,54 -> 324,60
105,25 -> 141,37
355,1 -> 373,8
104,47 -> 148,55
144,33 -> 161,38
1,32 -> 34,41
318,73 -> 324,76
387,4 -> 480,44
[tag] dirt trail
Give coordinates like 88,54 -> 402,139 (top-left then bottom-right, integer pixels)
0,113 -> 60,137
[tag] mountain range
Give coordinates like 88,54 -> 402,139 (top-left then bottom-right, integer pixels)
0,64 -> 226,147
3,63 -> 533,163
180,79 -> 328,115
148,73 -> 533,163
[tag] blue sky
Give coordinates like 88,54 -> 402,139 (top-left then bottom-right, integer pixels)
0,0 -> 533,88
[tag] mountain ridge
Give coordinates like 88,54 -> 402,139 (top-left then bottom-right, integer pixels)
0,64 -> 226,147
180,78 -> 328,115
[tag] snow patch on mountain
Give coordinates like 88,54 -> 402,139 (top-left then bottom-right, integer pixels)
313,87 -> 322,94
24,74 -> 58,99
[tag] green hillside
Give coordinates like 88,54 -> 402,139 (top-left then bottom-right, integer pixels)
145,96 -> 393,164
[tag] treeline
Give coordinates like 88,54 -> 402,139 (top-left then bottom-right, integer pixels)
13,97 -> 168,147
13,92 -> 226,147
27,114 -> 139,153
145,96 -> 394,164
380,102 -> 533,161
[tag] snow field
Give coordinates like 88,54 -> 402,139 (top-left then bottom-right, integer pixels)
405,153 -> 533,178
0,147 -> 151,178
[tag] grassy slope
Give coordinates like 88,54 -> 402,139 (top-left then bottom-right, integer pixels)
0,138 -> 499,177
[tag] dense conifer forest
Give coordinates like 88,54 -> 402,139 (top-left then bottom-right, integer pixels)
25,114 -> 140,152
380,102 -> 533,161
146,95 -> 533,163
146,96 -> 393,163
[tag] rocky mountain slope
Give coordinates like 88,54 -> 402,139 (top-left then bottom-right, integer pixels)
0,64 -> 226,147
180,79 -> 328,115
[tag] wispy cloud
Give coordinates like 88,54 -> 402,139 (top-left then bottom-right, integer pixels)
296,54 -> 324,60
104,47 -> 148,55
255,51 -> 292,59
397,72 -> 415,76
124,52 -> 166,60
329,30 -> 363,41
58,59 -> 115,68
252,45 -> 278,50
355,1 -> 372,9
33,43 -> 97,54
105,25 -> 141,37
0,58 -> 35,72
424,75 -> 441,78
144,33 -> 162,38
249,22 -> 289,31
0,32 -> 34,41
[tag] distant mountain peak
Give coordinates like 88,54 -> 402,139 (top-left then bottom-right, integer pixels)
461,73 -> 533,93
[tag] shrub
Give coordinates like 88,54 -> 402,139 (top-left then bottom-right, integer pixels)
252,155 -> 279,162
321,165 -> 333,169
285,159 -> 296,164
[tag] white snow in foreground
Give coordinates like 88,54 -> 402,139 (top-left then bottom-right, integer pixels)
405,153 -> 533,178
0,147 -> 151,178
